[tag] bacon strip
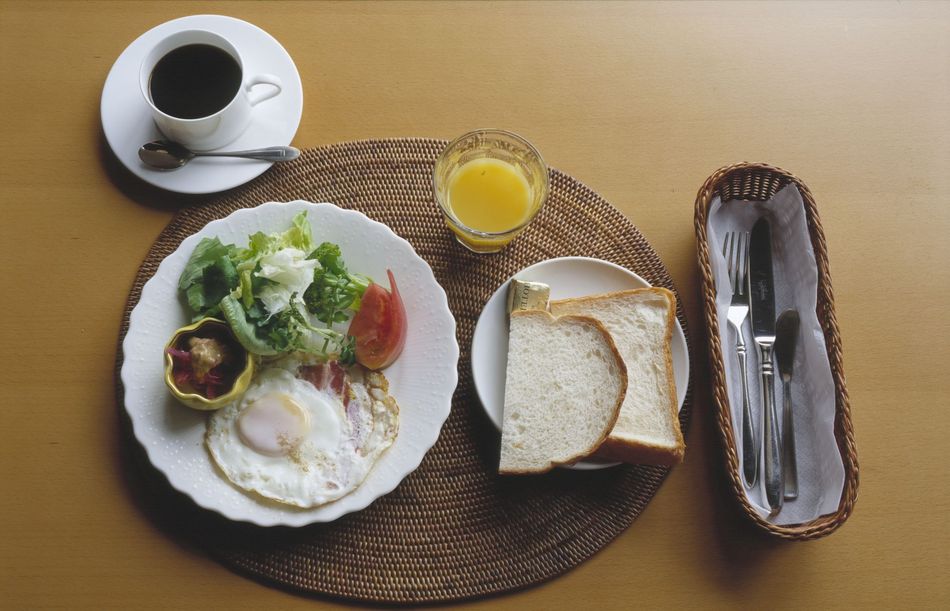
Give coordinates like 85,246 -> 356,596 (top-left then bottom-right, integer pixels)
297,361 -> 373,448
298,361 -> 350,407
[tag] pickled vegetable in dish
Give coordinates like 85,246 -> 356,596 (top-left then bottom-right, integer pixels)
166,326 -> 243,399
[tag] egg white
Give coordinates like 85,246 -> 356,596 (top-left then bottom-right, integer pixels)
206,359 -> 398,508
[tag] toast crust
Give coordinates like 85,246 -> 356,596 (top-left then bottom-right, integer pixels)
498,310 -> 627,475
550,287 -> 685,466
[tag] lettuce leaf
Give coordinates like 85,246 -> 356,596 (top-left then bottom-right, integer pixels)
233,211 -> 315,269
178,237 -> 231,291
254,247 -> 319,316
182,254 -> 238,314
219,295 -> 279,355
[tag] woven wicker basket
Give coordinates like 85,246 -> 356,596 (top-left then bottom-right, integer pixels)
694,162 -> 858,540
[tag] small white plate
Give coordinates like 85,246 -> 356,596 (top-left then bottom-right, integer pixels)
100,15 -> 303,194
121,202 -> 459,526
471,257 -> 689,470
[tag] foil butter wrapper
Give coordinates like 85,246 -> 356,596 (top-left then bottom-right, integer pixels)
506,279 -> 551,314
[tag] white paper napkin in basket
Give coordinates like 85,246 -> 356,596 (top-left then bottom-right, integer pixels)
708,184 -> 845,526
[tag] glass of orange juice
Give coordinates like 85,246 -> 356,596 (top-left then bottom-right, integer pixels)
433,129 -> 549,253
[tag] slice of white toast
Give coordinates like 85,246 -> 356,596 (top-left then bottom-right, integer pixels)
499,310 -> 627,474
550,288 -> 685,465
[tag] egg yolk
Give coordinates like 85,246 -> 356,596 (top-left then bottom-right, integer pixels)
237,392 -> 311,457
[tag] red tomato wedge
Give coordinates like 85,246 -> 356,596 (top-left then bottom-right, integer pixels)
347,269 -> 407,370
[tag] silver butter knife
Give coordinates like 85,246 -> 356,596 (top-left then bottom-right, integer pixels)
749,217 -> 784,513
775,309 -> 800,500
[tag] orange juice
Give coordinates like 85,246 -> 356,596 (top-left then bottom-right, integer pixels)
447,158 -> 532,233
434,129 -> 548,253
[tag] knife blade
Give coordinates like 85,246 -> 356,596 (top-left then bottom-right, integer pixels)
748,217 -> 784,513
775,309 -> 800,500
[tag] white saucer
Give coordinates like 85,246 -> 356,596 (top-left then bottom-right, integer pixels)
100,15 -> 303,194
471,257 -> 689,470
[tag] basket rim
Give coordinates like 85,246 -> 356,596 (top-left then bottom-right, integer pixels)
693,162 -> 859,540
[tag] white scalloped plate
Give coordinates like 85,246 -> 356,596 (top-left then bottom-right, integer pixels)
121,201 -> 459,526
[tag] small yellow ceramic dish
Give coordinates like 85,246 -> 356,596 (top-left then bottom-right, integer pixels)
163,318 -> 255,411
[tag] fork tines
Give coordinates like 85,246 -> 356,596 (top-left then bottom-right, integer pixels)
723,231 -> 750,294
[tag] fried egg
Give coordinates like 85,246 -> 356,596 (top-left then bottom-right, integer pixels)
206,358 -> 399,508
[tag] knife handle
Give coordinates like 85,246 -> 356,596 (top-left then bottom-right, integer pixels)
736,343 -> 758,487
758,341 -> 784,514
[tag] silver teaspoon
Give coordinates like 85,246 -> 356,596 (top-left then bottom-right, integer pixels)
775,309 -> 800,500
139,140 -> 300,170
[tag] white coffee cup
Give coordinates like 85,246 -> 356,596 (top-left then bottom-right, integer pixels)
139,30 -> 282,151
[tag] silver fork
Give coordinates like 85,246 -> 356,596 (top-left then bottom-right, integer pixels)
723,231 -> 758,488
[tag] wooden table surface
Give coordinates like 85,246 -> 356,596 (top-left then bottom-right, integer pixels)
2,1 -> 948,608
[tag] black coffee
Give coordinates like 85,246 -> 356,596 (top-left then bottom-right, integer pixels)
149,44 -> 242,119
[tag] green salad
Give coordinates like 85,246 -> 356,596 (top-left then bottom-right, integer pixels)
178,212 -> 370,364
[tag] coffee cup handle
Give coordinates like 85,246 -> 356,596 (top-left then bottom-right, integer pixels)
246,74 -> 283,106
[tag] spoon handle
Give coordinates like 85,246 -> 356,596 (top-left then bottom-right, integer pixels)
197,146 -> 300,162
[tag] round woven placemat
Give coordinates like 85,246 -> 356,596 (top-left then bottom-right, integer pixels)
117,138 -> 692,604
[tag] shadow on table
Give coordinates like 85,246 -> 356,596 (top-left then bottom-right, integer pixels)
688,326 -> 815,591
97,129 -> 217,212
113,402 -> 392,607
